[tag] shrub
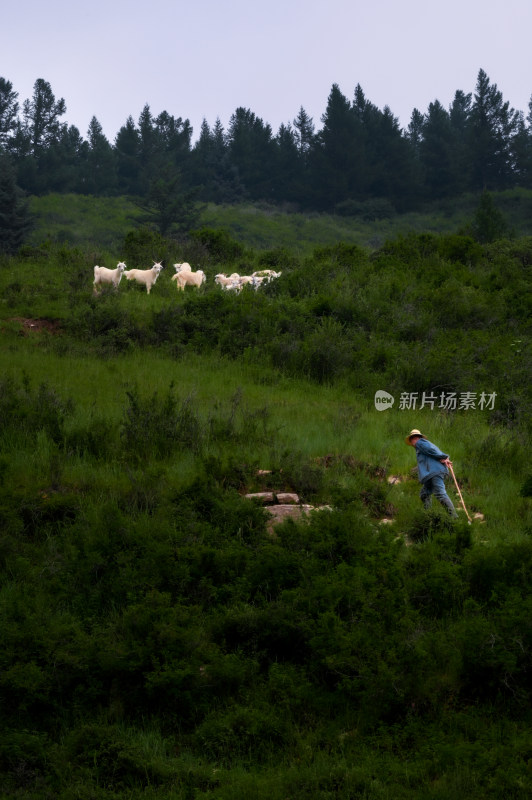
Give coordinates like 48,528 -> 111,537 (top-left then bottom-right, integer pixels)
407,556 -> 466,618
120,384 -> 203,462
472,192 -> 510,243
406,508 -> 456,543
301,318 -> 354,384
335,198 -> 395,220
520,475 -> 532,497
71,300 -> 140,354
278,451 -> 325,501
0,728 -> 48,792
122,227 -> 171,266
64,723 -> 170,789
195,703 -> 290,763
312,241 -> 368,268
437,233 -> 483,266
65,416 -> 118,460
189,227 -> 245,262
0,375 -> 73,447
256,246 -> 299,268
207,388 -> 274,447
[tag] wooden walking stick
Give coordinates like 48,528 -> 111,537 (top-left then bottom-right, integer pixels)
448,463 -> 472,523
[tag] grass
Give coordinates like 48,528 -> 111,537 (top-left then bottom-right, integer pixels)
28,194 -> 143,253
25,190 -> 532,258
201,190 -> 532,252
1,203 -> 531,799
1,335 -> 527,545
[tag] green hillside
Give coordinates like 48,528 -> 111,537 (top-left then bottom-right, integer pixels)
1,199 -> 531,799
28,188 -> 532,254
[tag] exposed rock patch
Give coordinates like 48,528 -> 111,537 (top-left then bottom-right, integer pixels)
9,317 -> 61,335
244,489 -> 331,533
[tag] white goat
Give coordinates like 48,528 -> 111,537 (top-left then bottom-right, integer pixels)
215,273 -> 241,292
171,268 -> 206,290
173,262 -> 192,274
252,269 -> 282,282
93,261 -> 126,293
123,262 -> 163,294
235,275 -> 254,289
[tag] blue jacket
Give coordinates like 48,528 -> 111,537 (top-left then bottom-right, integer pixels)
414,438 -> 449,483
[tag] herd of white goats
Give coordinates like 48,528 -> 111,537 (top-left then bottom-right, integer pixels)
93,261 -> 282,295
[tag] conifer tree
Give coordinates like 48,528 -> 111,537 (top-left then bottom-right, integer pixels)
153,111 -> 192,167
293,106 -> 315,159
312,84 -> 360,209
43,124 -> 88,192
115,116 -> 142,194
511,96 -> 532,188
191,118 -> 243,203
448,89 -> 472,193
420,100 -> 456,198
227,107 -> 275,200
138,103 -> 156,170
272,123 -> 301,204
22,78 -> 66,154
0,78 -> 19,153
406,108 -> 425,154
85,117 -> 117,194
135,171 -> 202,236
472,190 -> 509,242
468,69 -> 519,190
0,155 -> 31,254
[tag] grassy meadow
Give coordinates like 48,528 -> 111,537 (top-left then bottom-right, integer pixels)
27,187 -> 532,253
1,194 -> 532,798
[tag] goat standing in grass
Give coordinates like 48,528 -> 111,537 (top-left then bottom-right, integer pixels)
93,261 -> 127,293
173,262 -> 192,275
215,273 -> 241,292
171,268 -> 206,290
123,262 -> 163,294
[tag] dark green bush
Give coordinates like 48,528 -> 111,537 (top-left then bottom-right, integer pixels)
406,508 -> 457,543
189,227 -> 245,262
256,246 -> 299,268
437,233 -> 483,266
65,417 -> 118,460
463,540 -> 532,604
312,241 -> 368,267
71,300 -> 141,354
520,474 -> 532,497
277,451 -> 325,501
206,388 -> 274,447
0,375 -> 73,446
335,197 -> 395,220
64,723 -> 171,789
120,384 -> 203,462
122,227 -> 171,266
195,703 -> 290,763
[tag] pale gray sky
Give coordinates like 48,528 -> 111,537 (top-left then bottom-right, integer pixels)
5,0 -> 531,142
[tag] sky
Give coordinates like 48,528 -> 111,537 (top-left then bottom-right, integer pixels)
4,0 -> 532,144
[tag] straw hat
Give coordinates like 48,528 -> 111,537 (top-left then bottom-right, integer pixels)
405,429 -> 426,445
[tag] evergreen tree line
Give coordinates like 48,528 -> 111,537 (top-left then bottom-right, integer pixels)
1,69 -> 532,217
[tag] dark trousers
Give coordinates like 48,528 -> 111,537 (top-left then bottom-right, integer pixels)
420,475 -> 458,517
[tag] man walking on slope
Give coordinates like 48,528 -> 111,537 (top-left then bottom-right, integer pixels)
405,429 -> 458,517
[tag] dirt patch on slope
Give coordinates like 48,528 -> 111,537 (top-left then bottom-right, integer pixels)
9,318 -> 61,335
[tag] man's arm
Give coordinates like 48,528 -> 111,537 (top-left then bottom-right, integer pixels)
416,439 -> 452,466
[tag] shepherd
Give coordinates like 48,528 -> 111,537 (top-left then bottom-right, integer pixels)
405,429 -> 458,517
